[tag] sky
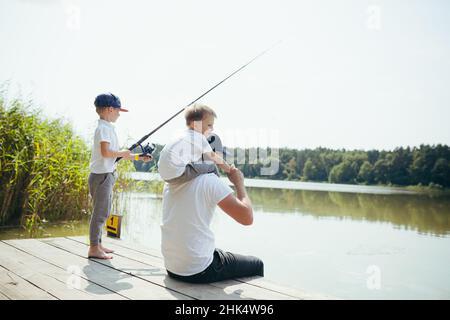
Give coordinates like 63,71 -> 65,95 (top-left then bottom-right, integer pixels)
1,0 -> 449,151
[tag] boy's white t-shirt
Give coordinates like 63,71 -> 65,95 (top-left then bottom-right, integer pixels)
161,173 -> 233,276
158,129 -> 213,180
89,119 -> 119,174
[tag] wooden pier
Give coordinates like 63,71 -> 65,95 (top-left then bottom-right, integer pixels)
0,236 -> 330,300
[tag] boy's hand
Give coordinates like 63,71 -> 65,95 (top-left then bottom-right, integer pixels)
139,155 -> 153,163
227,167 -> 244,186
118,150 -> 132,159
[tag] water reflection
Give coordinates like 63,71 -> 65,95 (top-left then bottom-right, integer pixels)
1,187 -> 448,299
1,188 -> 449,240
247,188 -> 450,237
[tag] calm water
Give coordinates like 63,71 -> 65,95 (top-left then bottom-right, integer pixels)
1,181 -> 449,299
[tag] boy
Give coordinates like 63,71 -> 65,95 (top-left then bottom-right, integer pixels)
88,93 -> 151,259
158,103 -> 232,185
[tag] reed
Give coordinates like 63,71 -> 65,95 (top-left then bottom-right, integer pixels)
0,94 -> 91,230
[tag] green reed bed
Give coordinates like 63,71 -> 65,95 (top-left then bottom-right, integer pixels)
0,95 -> 92,233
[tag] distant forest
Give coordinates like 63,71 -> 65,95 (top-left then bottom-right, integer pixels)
133,144 -> 450,188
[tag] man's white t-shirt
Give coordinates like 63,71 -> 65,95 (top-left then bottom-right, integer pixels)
161,173 -> 233,276
158,129 -> 213,181
89,119 -> 119,174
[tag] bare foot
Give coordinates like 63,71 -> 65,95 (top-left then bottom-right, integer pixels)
99,244 -> 115,254
88,246 -> 113,259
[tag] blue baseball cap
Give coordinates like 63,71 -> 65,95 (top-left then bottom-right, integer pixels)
94,93 -> 129,112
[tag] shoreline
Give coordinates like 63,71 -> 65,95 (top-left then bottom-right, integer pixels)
127,172 -> 449,195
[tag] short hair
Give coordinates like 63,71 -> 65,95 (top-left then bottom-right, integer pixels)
95,106 -> 110,115
184,103 -> 217,125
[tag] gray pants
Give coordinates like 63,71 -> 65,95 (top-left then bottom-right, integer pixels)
166,162 -> 219,185
88,172 -> 117,246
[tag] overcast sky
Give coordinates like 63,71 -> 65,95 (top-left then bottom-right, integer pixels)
1,0 -> 449,150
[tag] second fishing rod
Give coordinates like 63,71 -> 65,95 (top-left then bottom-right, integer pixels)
116,42 -> 280,163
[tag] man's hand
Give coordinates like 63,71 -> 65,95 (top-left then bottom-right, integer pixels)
227,167 -> 244,186
220,166 -> 253,226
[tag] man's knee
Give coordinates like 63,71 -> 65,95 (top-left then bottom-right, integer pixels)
239,254 -> 264,277
256,259 -> 264,277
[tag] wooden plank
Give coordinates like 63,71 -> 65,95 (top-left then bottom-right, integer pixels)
0,265 -> 57,300
0,241 -> 126,300
4,238 -> 191,300
71,236 -> 317,299
65,236 -> 298,300
45,237 -> 251,300
66,237 -> 263,300
105,237 -> 334,299
0,291 -> 10,300
69,235 -> 163,259
68,236 -> 333,299
236,276 -> 334,300
69,237 -> 165,267
98,237 -> 333,299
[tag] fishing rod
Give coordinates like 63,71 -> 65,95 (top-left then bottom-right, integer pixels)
116,41 -> 281,162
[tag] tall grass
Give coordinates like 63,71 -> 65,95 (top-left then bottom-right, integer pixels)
0,94 -> 91,228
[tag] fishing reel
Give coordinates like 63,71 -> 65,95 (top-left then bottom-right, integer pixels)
116,141 -> 155,163
207,133 -> 232,162
136,142 -> 155,158
207,133 -> 223,153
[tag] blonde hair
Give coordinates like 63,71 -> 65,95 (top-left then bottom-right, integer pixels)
184,103 -> 217,125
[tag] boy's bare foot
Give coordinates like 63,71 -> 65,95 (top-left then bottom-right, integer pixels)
99,244 -> 115,254
88,246 -> 113,259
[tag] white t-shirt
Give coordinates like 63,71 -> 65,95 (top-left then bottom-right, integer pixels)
158,129 -> 213,181
89,119 -> 119,174
161,173 -> 233,276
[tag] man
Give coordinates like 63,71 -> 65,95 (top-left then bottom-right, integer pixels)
161,166 -> 264,283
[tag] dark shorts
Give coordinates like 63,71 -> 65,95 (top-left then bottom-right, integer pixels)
167,248 -> 264,284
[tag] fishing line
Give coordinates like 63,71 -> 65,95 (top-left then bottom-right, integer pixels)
116,41 -> 281,162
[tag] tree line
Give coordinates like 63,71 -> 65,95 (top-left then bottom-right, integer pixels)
134,144 -> 450,188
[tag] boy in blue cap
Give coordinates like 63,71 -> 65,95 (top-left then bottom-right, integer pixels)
88,93 -> 151,259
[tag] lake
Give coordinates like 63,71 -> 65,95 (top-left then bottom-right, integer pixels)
1,179 -> 449,299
